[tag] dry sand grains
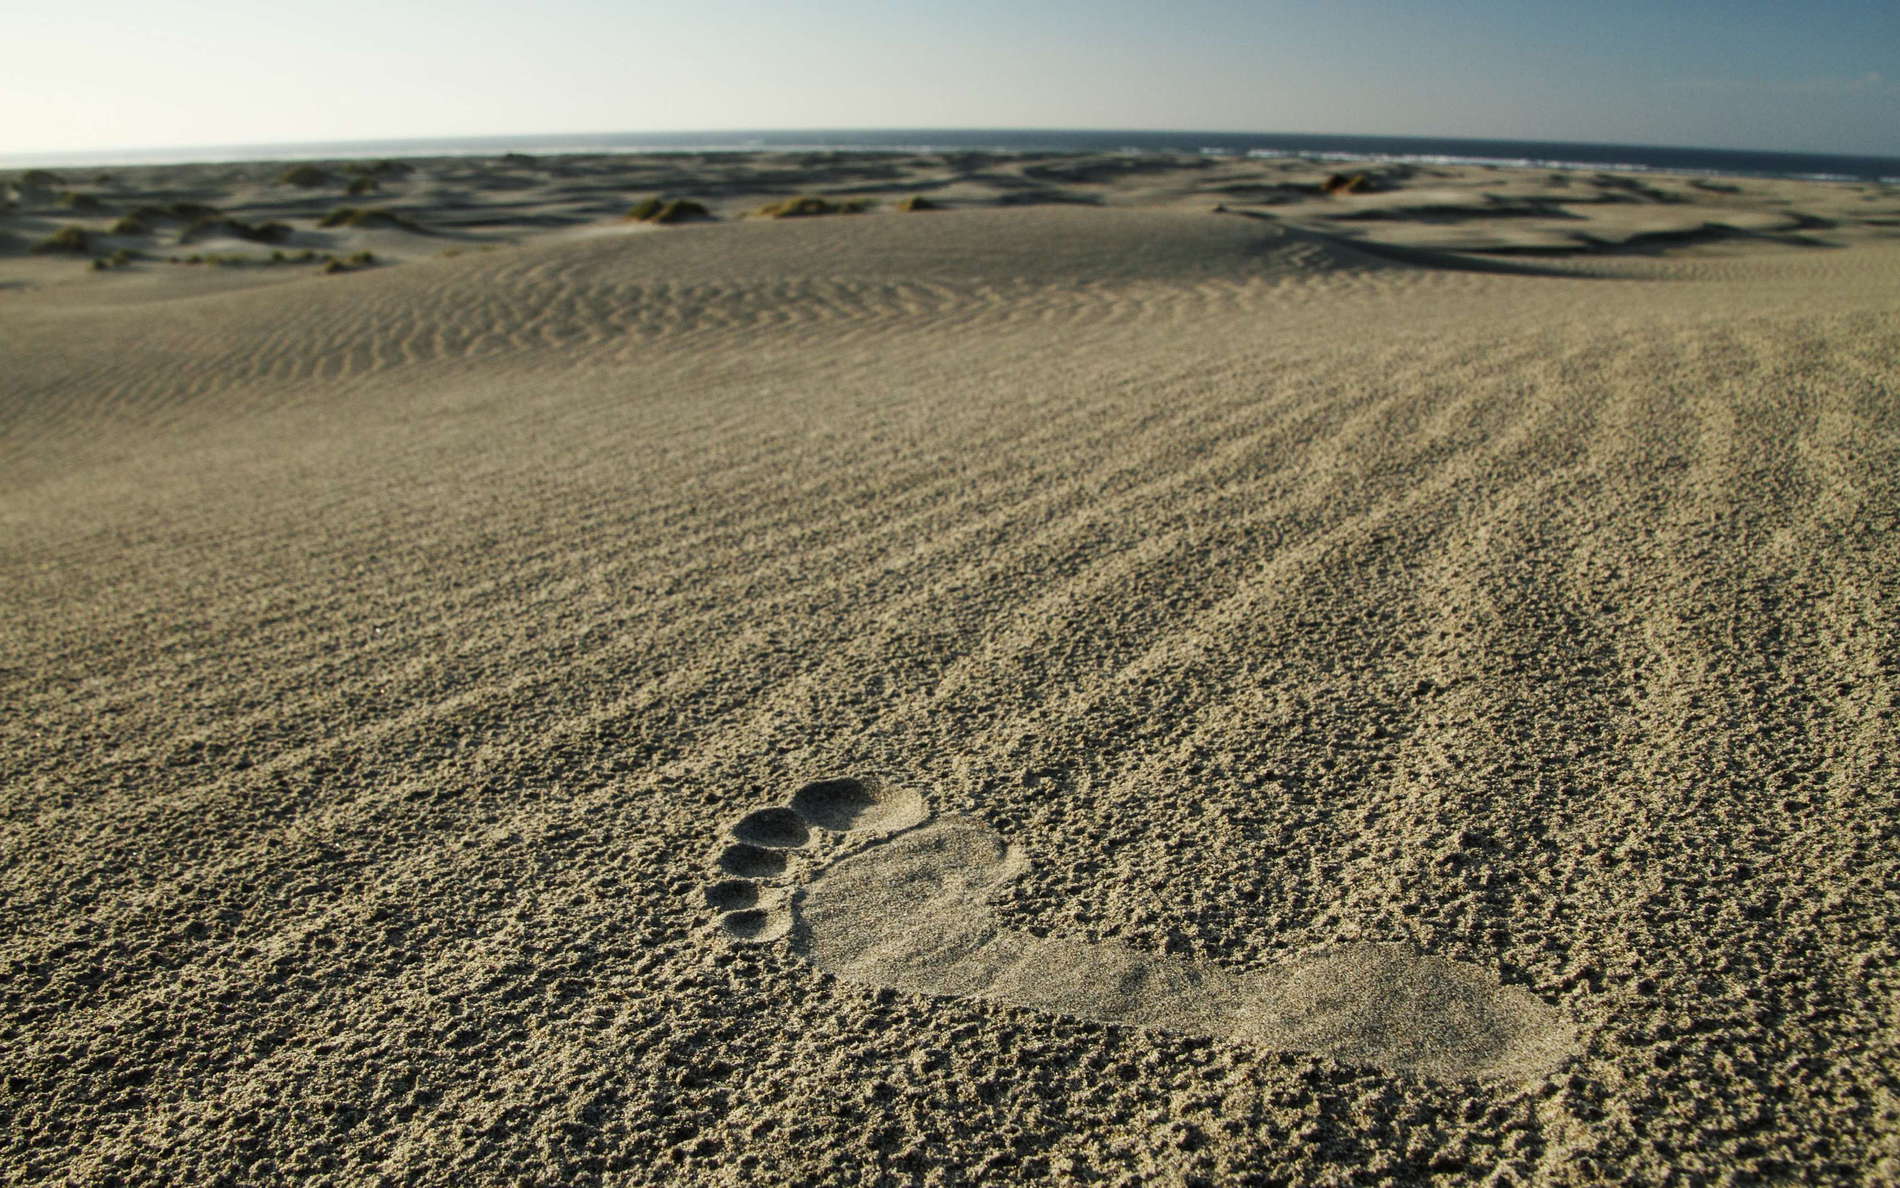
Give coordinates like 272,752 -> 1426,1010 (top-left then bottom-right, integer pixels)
4,154 -> 1899,1185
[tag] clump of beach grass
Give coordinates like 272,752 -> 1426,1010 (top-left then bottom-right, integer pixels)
171,250 -> 316,268
896,195 -> 939,212
91,247 -> 141,270
22,169 -> 63,188
59,191 -> 105,211
279,164 -> 332,188
626,198 -> 712,224
32,225 -> 92,254
346,176 -> 379,196
753,195 -> 871,218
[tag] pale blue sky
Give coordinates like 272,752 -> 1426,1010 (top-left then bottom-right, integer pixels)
6,0 -> 1896,156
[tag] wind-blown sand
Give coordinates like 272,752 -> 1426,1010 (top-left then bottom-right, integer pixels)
4,151 -> 1899,1184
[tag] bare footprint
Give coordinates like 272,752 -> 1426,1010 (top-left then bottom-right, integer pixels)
705,777 -> 1573,1082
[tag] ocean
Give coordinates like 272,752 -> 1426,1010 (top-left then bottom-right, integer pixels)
5,128 -> 1898,184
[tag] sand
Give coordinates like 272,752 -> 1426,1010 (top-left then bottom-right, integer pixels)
4,150 -> 1899,1185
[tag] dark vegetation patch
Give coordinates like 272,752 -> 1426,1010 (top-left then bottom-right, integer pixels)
278,164 -> 333,188
32,225 -> 92,254
90,248 -> 141,271
59,191 -> 106,211
895,195 -> 939,212
626,198 -> 712,224
164,248 -> 369,269
940,152 -> 1006,173
753,195 -> 872,218
22,169 -> 64,188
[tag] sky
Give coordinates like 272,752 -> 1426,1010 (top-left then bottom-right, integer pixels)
5,0 -> 1897,159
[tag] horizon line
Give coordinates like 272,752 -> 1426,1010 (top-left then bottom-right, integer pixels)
6,125 -> 1899,171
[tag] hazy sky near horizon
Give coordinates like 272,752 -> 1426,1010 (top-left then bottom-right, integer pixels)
7,0 -> 1897,158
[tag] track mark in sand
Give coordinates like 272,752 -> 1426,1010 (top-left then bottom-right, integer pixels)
705,777 -> 1574,1082
790,776 -> 926,832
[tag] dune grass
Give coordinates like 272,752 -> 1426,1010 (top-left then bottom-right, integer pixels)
896,195 -> 939,212
626,198 -> 712,224
279,164 -> 332,188
32,225 -> 91,254
59,192 -> 105,212
346,176 -> 380,196
21,169 -> 63,188
753,195 -> 872,218
90,248 -> 141,271
111,215 -> 150,236
167,248 -> 348,268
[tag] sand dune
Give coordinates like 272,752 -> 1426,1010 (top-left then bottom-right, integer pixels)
4,151 -> 1899,1184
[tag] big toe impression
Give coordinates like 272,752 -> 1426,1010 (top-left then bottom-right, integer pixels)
790,777 -> 925,834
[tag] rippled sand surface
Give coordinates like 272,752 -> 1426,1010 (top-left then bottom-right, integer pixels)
4,153 -> 1898,1185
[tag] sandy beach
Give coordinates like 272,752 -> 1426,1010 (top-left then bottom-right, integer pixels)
4,150 -> 1898,1184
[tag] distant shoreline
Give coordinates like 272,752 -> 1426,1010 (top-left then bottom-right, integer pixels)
7,128 -> 1899,183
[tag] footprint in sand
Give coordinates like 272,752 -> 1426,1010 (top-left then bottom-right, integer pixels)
704,776 -> 1574,1082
